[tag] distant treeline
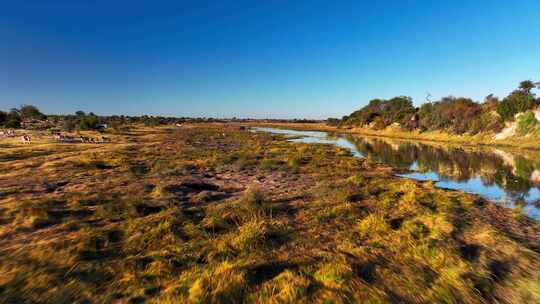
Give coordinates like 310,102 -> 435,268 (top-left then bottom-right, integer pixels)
0,105 -> 47,128
0,105 -> 320,131
328,80 -> 540,135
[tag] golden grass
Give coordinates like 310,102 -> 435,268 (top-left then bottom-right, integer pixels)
0,124 -> 539,303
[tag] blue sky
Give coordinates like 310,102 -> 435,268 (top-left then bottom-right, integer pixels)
1,1 -> 540,118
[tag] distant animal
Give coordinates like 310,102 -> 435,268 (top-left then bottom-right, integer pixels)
21,135 -> 31,144
2,130 -> 16,137
100,136 -> 111,143
79,136 -> 91,143
56,135 -> 76,143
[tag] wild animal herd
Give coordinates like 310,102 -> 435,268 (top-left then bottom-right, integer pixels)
0,129 -> 111,144
52,133 -> 111,144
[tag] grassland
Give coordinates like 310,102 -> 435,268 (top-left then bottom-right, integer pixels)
1,124 -> 540,303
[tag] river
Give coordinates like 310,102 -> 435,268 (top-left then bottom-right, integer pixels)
252,127 -> 540,219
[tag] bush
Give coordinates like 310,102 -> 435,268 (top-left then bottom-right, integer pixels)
63,119 -> 77,132
326,118 -> 340,126
343,96 -> 416,129
0,111 -> 6,126
497,91 -> 536,121
516,111 -> 537,136
79,114 -> 100,130
4,113 -> 22,128
143,116 -> 163,126
418,97 -> 482,134
469,111 -> 504,134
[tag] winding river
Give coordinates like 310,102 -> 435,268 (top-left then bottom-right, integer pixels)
253,127 -> 540,219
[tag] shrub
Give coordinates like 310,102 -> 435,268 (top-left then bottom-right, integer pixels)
63,118 -> 77,131
79,114 -> 100,130
469,111 -> 504,134
516,111 -> 537,136
3,110 -> 22,128
0,111 -> 6,126
243,186 -> 266,208
418,97 -> 482,134
143,116 -> 163,126
342,96 -> 416,129
4,117 -> 21,128
326,118 -> 341,126
497,91 -> 536,121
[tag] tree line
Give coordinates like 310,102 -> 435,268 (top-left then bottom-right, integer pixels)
0,105 -> 46,128
0,106 -> 231,131
331,80 -> 540,135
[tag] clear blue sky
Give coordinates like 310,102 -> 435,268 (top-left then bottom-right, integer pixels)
1,1 -> 540,119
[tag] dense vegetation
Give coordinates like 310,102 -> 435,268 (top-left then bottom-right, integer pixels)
0,105 -> 46,128
0,106 -> 228,132
335,80 -> 540,135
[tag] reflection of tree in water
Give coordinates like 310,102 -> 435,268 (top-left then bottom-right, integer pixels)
345,136 -> 417,169
347,136 -> 539,196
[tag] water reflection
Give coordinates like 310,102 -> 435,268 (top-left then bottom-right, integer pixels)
252,127 -> 540,219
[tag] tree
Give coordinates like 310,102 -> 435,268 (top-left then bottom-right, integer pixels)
341,97 -> 415,129
417,96 -> 482,134
519,80 -> 536,93
19,105 -> 46,120
326,118 -> 341,126
75,110 -> 86,117
4,109 -> 22,128
496,98 -> 515,121
497,90 -> 535,120
144,116 -> 162,126
0,111 -> 6,126
63,119 -> 76,132
79,114 -> 100,130
483,94 -> 500,105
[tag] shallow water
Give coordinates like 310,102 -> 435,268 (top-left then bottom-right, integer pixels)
252,127 -> 540,219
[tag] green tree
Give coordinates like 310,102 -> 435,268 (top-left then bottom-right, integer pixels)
5,109 -> 22,128
79,114 -> 100,130
0,111 -> 6,126
326,118 -> 341,126
143,116 -> 162,126
342,96 -> 415,129
519,80 -> 536,93
19,105 -> 46,120
497,91 -> 535,120
75,110 -> 86,117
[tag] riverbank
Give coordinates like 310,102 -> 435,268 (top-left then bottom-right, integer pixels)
247,122 -> 540,150
1,124 -> 539,303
